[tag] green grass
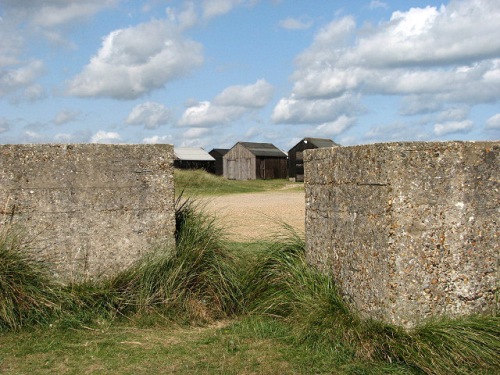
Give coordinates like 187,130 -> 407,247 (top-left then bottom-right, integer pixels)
1,202 -> 498,374
174,168 -> 303,196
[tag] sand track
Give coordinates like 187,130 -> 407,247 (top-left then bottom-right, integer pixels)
201,190 -> 305,241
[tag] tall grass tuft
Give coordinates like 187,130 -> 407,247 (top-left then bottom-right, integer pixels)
244,224 -> 500,374
0,225 -> 63,330
111,197 -> 243,322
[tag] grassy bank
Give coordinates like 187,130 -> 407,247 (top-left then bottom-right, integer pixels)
174,168 -> 303,196
1,199 -> 498,374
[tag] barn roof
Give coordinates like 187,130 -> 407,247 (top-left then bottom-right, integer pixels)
209,148 -> 230,157
238,142 -> 287,158
301,138 -> 339,148
174,147 -> 215,161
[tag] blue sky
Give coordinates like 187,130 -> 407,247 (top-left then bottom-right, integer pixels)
1,0 -> 499,151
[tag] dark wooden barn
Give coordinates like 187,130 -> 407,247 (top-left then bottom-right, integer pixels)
288,138 -> 339,182
174,147 -> 215,173
209,148 -> 229,176
223,142 -> 287,180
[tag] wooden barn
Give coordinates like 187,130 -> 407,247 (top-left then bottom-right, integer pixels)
174,147 -> 215,173
223,142 -> 287,180
288,138 -> 339,182
209,148 -> 229,176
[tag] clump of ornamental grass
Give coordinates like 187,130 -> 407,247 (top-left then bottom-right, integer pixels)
111,197 -> 243,322
0,225 -> 64,330
244,224 -> 500,374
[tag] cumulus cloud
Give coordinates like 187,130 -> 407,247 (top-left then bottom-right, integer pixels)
90,130 -> 122,143
272,93 -> 360,125
183,127 -> 211,139
0,60 -> 45,97
486,113 -> 500,129
275,0 -> 500,131
179,79 -> 273,127
370,1 -> 388,9
126,102 -> 171,129
202,0 -> 245,19
213,79 -> 273,107
54,110 -> 80,125
142,135 -> 174,144
67,19 -> 204,99
279,17 -> 313,30
2,0 -> 117,28
434,120 -> 473,136
312,115 -> 356,136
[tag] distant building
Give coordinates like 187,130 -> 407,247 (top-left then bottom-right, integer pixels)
288,138 -> 339,182
174,147 -> 215,173
223,142 -> 288,180
209,148 -> 229,176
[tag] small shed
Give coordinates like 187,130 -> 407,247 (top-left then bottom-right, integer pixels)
174,147 -> 215,173
288,138 -> 339,182
209,148 -> 229,176
223,142 -> 287,180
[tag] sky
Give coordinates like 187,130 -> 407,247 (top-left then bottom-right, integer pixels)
1,0 -> 499,152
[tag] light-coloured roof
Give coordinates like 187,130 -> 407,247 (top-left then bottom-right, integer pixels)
174,147 -> 215,161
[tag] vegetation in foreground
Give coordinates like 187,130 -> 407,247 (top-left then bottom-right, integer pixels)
174,168 -> 303,196
1,201 -> 498,374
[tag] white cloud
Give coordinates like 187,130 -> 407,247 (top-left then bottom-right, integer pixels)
313,115 -> 356,136
435,107 -> 469,122
272,93 -> 361,125
434,120 -> 473,136
32,0 -> 118,28
214,79 -> 273,107
179,79 -> 274,127
90,130 -> 122,143
486,113 -> 500,129
202,0 -> 245,19
183,127 -> 211,139
126,102 -> 170,129
369,0 -> 388,9
273,0 -> 500,130
142,135 -> 174,144
2,0 -> 117,28
179,101 -> 247,127
67,19 -> 204,99
279,17 -> 313,30
54,133 -> 75,142
0,60 -> 45,97
54,110 -> 80,125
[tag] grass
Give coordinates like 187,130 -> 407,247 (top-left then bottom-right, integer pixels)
174,168 -> 303,196
0,225 -> 67,330
109,197 -> 243,322
1,188 -> 498,374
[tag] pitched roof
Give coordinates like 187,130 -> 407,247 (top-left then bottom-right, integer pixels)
304,138 -> 339,148
209,148 -> 230,157
174,147 -> 215,161
238,142 -> 287,157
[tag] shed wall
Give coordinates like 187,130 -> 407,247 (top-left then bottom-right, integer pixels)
223,144 -> 256,180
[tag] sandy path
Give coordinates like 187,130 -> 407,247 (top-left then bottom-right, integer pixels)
201,190 -> 305,241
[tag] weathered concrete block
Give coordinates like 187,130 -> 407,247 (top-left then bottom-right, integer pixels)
304,141 -> 499,328
0,144 -> 175,281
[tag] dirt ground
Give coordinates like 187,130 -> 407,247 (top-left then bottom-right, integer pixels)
201,189 -> 305,241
